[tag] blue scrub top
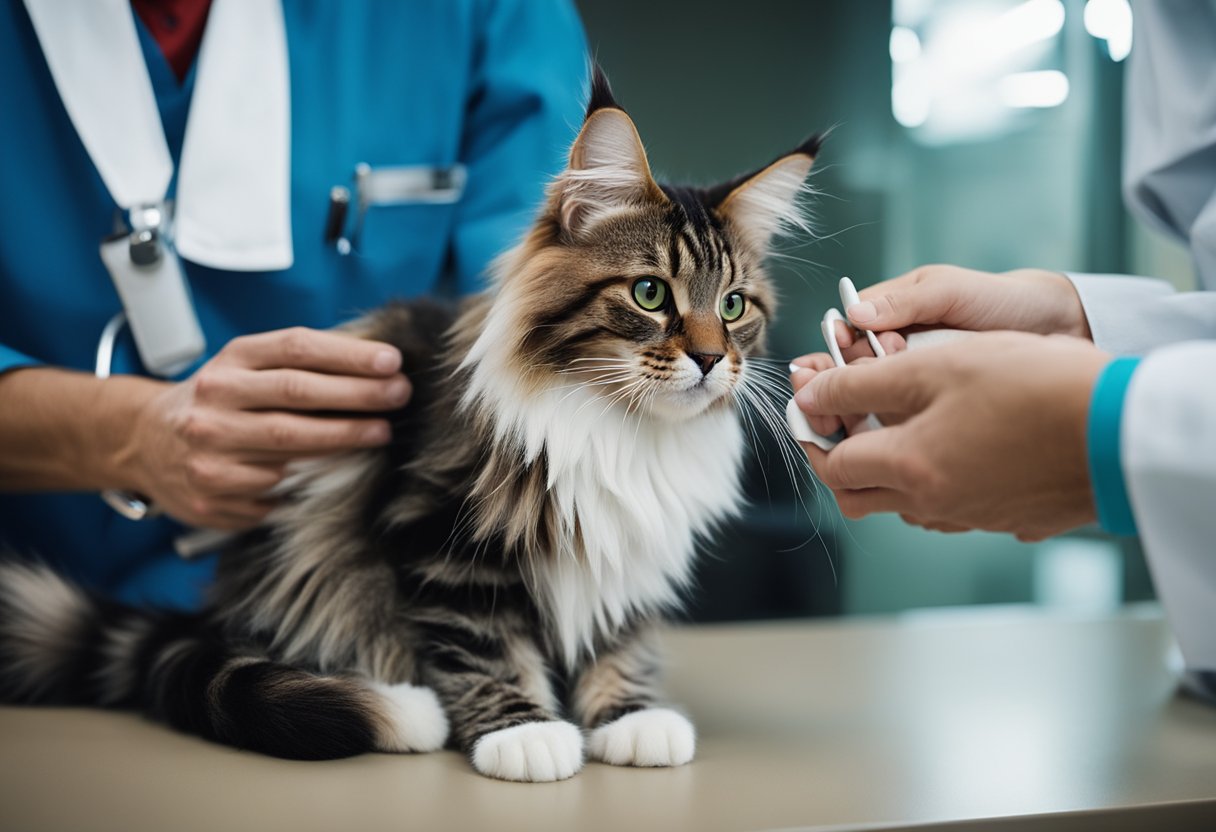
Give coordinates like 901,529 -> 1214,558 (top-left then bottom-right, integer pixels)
0,0 -> 587,610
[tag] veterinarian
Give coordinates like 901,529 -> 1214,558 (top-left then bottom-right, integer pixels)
0,0 -> 586,609
791,1 -> 1216,702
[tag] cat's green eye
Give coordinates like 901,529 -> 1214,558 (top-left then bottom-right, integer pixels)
720,291 -> 746,322
632,277 -> 669,312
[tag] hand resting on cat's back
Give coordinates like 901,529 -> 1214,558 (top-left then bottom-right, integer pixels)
126,326 -> 412,531
0,69 -> 825,782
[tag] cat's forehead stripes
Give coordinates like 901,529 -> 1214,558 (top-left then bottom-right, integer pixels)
658,185 -> 740,310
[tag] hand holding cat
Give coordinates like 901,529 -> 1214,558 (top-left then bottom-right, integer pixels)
126,328 -> 410,530
795,331 -> 1111,541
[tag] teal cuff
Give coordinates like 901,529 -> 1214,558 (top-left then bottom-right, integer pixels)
1087,356 -> 1141,537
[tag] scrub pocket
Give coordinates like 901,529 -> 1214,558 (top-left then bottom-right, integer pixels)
343,163 -> 466,283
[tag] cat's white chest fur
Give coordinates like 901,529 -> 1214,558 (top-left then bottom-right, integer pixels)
512,386 -> 745,665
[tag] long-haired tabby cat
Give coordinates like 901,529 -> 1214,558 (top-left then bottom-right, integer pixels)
0,70 -> 820,782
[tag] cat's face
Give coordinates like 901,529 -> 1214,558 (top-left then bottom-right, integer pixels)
483,72 -> 819,422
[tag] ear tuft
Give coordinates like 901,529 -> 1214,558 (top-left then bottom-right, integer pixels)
551,72 -> 665,236
793,131 -> 826,160
585,64 -> 622,117
712,134 -> 824,253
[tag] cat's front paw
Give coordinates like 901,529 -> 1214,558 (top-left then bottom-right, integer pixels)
471,720 -> 585,782
589,708 -> 695,767
370,682 -> 449,753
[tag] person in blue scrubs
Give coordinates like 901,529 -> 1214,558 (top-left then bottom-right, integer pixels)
0,1 -> 588,610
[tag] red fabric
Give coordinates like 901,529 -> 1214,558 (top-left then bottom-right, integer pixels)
131,0 -> 213,83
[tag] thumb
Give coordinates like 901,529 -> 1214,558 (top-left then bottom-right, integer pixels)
848,281 -> 960,331
794,356 -> 933,418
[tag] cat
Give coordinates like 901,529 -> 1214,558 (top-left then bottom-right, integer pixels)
0,69 -> 821,782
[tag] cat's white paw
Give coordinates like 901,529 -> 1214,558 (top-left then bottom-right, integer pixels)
589,708 -> 695,767
471,720 -> 584,782
370,682 -> 449,753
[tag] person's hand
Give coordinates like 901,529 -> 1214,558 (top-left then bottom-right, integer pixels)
794,331 -> 1111,541
801,265 -> 1093,364
121,328 -> 410,530
789,354 -> 876,439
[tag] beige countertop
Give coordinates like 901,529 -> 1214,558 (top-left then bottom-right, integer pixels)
2,607 -> 1214,831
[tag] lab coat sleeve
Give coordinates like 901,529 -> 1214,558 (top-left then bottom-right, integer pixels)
1122,341 -> 1216,672
1066,273 -> 1216,355
448,0 -> 588,294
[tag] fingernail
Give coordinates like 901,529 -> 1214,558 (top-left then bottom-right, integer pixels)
790,369 -> 815,390
366,422 -> 391,443
373,349 -> 400,373
848,301 -> 877,324
385,378 -> 410,404
789,361 -> 800,374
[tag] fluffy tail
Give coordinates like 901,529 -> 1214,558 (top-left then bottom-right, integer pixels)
0,562 -> 447,759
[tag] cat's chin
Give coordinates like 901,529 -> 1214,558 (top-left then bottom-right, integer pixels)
644,384 -> 731,422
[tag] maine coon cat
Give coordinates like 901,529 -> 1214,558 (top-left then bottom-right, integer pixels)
0,71 -> 821,782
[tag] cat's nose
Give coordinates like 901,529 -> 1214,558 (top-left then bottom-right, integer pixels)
688,351 -> 724,376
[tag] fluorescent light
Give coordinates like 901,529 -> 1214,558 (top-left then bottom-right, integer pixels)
915,0 -> 1065,80
892,77 -> 931,127
890,26 -> 922,64
1084,0 -> 1133,61
890,0 -> 1071,143
996,0 -> 1066,54
999,70 -> 1070,108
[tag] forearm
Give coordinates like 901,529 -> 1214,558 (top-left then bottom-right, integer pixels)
0,367 -> 164,492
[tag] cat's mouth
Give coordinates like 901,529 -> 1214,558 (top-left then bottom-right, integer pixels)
562,356 -> 735,421
645,370 -> 735,420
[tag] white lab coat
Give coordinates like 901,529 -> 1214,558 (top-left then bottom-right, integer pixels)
1066,1 -> 1216,687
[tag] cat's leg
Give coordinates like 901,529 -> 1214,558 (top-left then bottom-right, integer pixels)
573,623 -> 696,768
415,616 -> 584,782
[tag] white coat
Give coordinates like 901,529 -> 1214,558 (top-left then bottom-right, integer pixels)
1067,1 -> 1216,692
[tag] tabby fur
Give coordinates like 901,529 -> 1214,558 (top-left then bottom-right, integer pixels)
0,69 -> 821,781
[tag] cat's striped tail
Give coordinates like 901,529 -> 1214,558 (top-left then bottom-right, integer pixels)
0,562 -> 447,759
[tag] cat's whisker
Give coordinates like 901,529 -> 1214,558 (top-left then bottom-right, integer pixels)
557,363 -> 635,373
597,381 -> 649,425
550,372 -> 640,408
735,373 -> 838,585
626,380 -> 662,446
735,374 -> 815,502
552,368 -> 635,382
603,378 -> 651,426
549,372 -> 636,394
578,375 -> 649,423
734,387 -> 775,502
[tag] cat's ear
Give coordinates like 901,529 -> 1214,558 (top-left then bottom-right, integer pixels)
710,134 -> 823,252
552,68 -> 667,235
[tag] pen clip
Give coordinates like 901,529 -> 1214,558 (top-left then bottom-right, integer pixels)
324,186 -> 352,254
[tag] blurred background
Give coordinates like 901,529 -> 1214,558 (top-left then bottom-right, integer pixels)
576,0 -> 1192,622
